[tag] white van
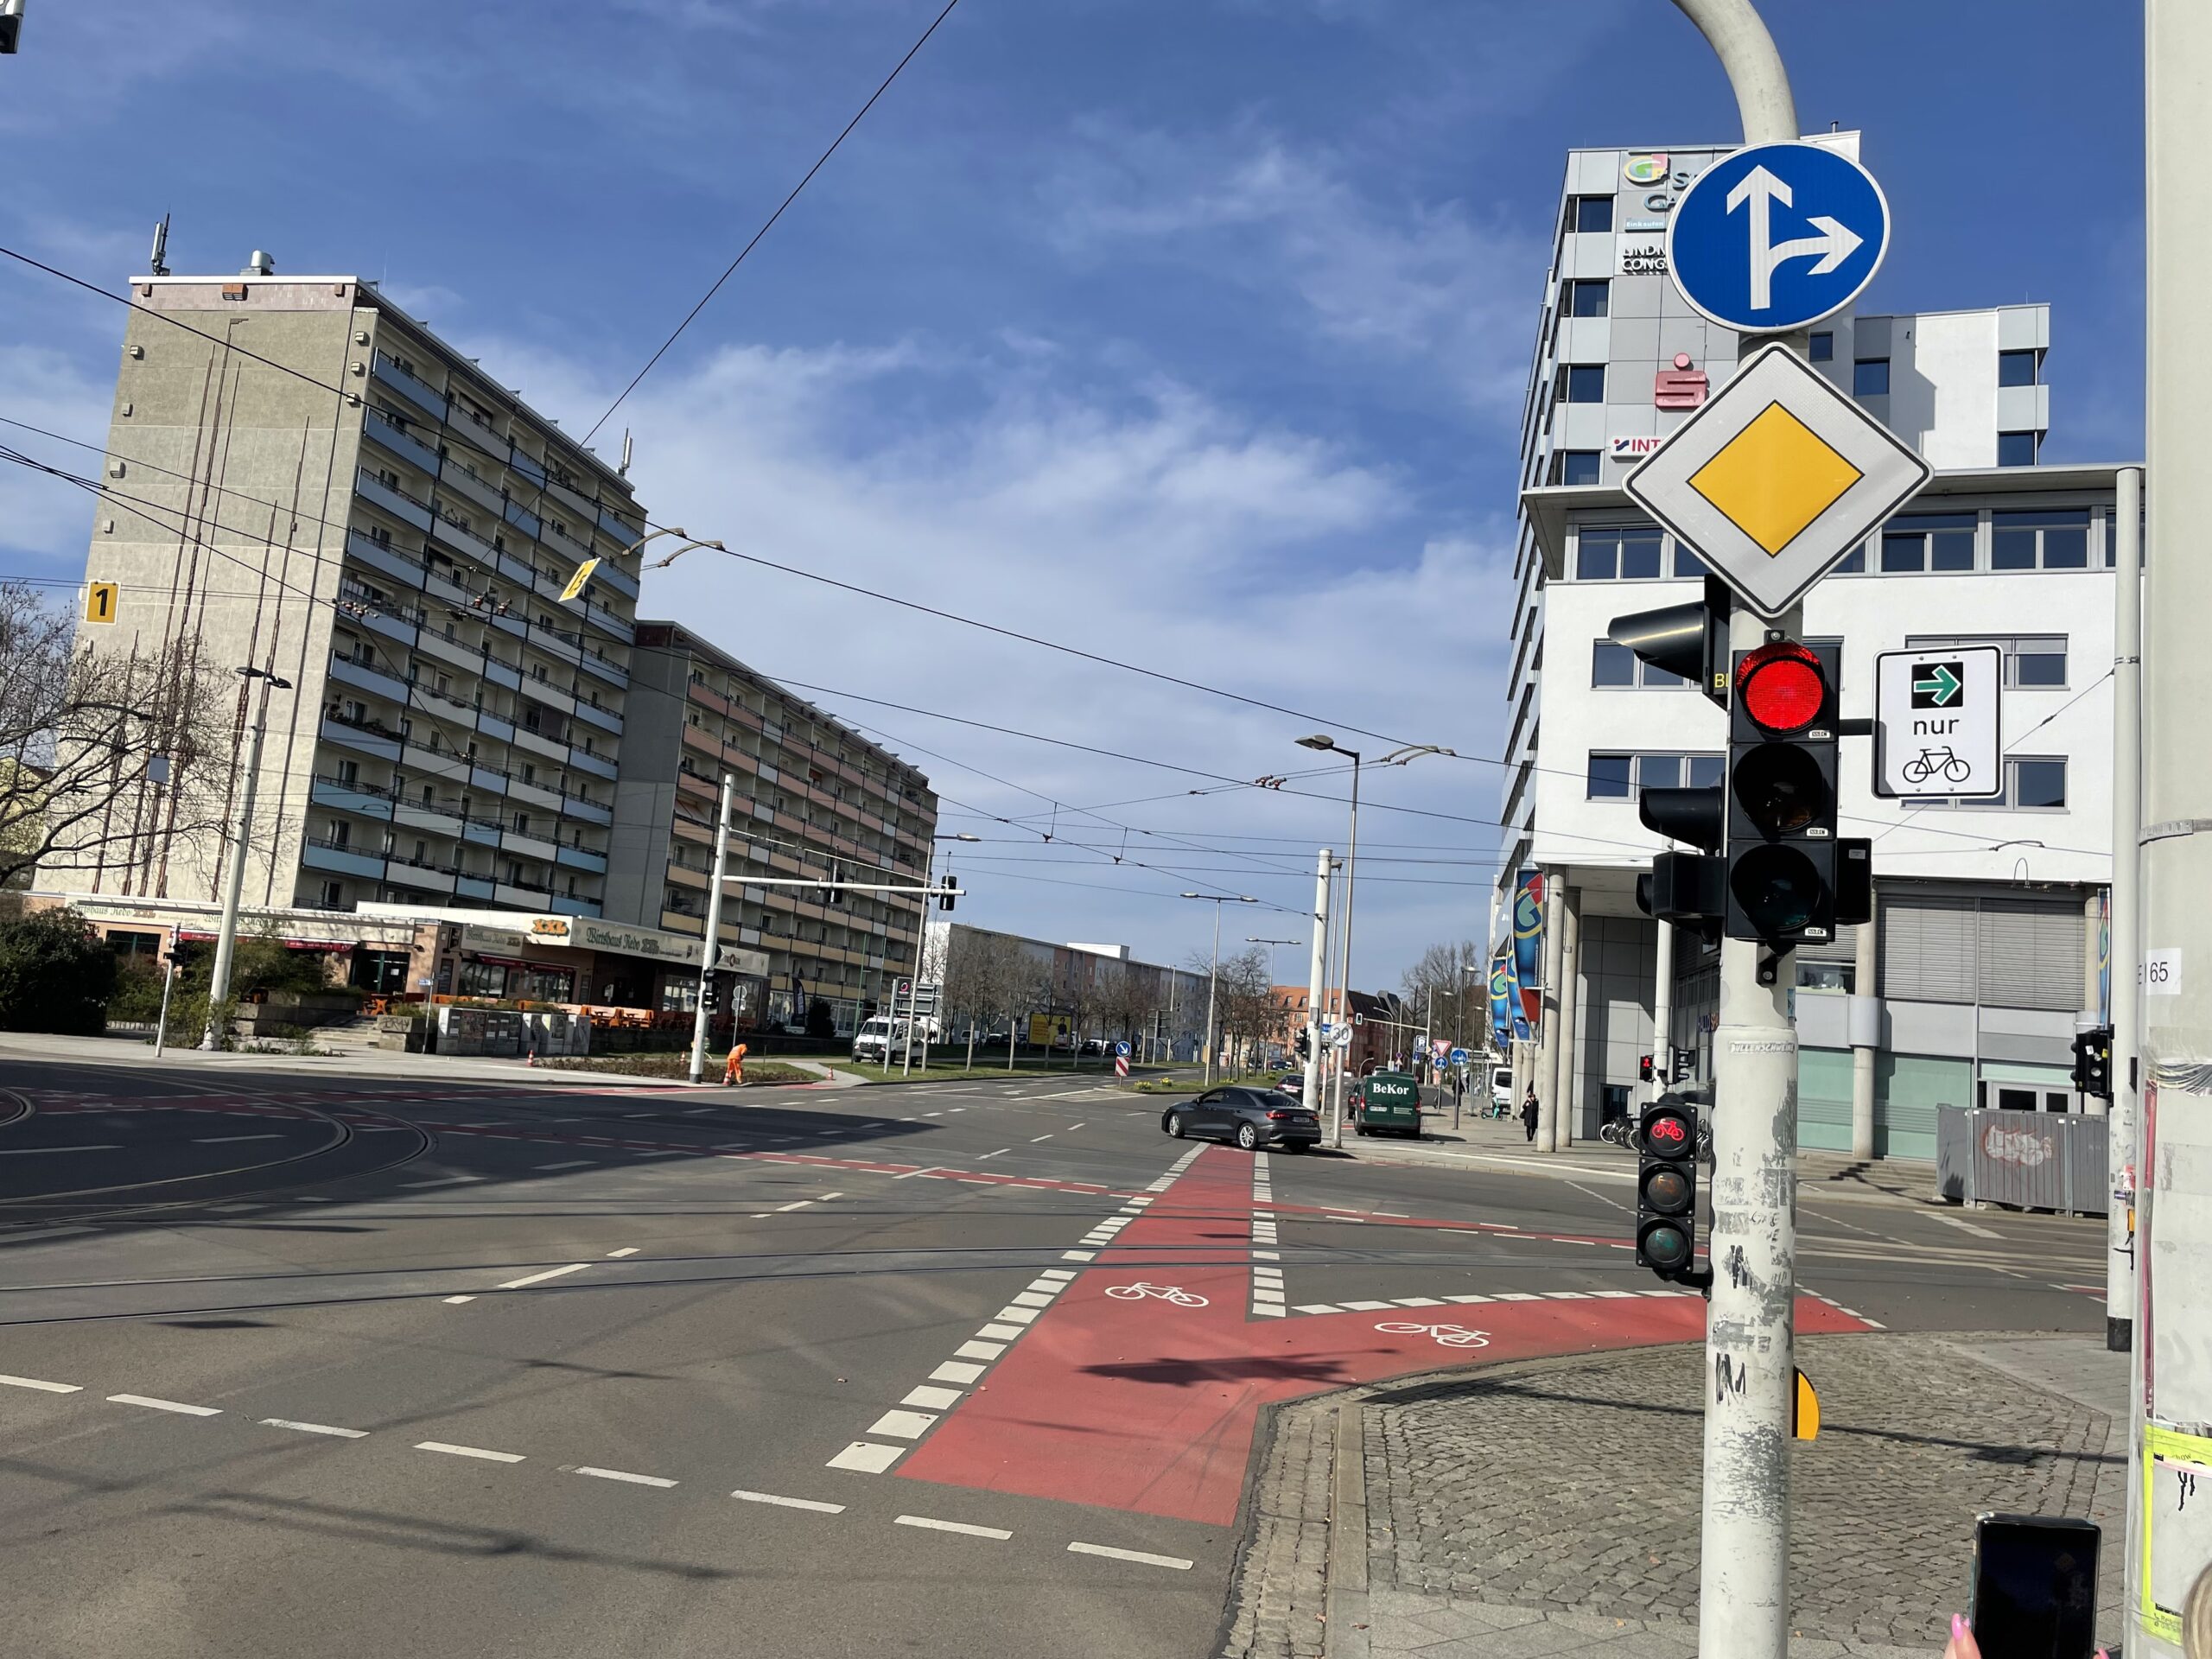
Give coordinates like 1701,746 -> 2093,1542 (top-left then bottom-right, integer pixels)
852,1015 -> 941,1064
1490,1065 -> 1513,1113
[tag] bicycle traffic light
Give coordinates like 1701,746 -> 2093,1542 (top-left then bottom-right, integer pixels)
1635,1094 -> 1701,1285
1726,638 -> 1847,946
2072,1025 -> 2113,1100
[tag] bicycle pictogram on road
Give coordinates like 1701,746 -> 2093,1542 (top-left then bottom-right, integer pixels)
1376,1321 -> 1491,1348
1104,1282 -> 1209,1307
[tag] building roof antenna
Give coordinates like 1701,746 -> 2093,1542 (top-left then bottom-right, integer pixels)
149,213 -> 170,277
620,429 -> 633,478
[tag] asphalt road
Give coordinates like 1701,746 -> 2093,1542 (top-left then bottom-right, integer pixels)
0,1052 -> 2102,1658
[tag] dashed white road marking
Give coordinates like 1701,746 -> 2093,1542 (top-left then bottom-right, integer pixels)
896,1514 -> 1012,1540
606,1247 -> 640,1259
732,1489 -> 845,1514
262,1418 -> 367,1439
977,1149 -> 1006,1160
0,1374 -> 81,1394
496,1263 -> 591,1291
442,1295 -> 477,1305
573,1465 -> 677,1488
1030,1134 -> 1055,1141
0,1144 -> 118,1155
828,1441 -> 904,1473
109,1394 -> 220,1416
402,1176 -> 481,1189
774,1200 -> 815,1212
1068,1541 -> 1194,1570
1940,1213 -> 2005,1240
903,1385 -> 963,1409
416,1440 -> 524,1463
194,1134 -> 283,1143
533,1160 -> 593,1171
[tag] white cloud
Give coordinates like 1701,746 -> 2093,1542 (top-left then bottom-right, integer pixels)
469,325 -> 1512,977
1048,122 -> 1541,419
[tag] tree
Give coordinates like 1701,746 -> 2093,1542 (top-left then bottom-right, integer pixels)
805,996 -> 835,1039
0,906 -> 118,1035
1216,946 -> 1276,1074
1397,939 -> 1491,1060
0,583 -> 230,892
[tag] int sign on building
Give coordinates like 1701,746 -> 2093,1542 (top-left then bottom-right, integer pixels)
1873,645 -> 2003,798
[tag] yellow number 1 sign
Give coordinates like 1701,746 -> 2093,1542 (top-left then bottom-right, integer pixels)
84,582 -> 118,625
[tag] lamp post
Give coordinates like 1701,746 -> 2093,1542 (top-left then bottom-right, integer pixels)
1181,893 -> 1257,1085
202,665 -> 293,1050
687,772 -> 734,1084
1247,937 -> 1300,1067
1298,737 -> 1455,1144
900,833 -> 981,1077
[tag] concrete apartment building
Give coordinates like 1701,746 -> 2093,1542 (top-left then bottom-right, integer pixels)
606,623 -> 940,1033
1492,142 -> 2124,1159
44,253 -> 646,930
923,923 -> 1211,1058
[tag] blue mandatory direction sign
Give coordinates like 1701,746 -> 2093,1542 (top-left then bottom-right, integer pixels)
1667,142 -> 1890,333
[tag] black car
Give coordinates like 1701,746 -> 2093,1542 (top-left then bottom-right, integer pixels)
1161,1086 -> 1321,1152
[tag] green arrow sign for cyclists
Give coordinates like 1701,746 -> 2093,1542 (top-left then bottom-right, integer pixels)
1912,663 -> 1963,706
1874,645 -> 2002,798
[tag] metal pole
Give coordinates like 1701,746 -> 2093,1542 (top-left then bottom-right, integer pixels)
1650,909 -> 1675,1105
1302,849 -> 1332,1119
1535,875 -> 1565,1152
1668,6 -> 1801,1656
687,772 -> 734,1084
902,850 -> 931,1077
1556,887 -> 1582,1147
2108,467 -> 2143,1351
201,690 -> 274,1050
1850,893 -> 1879,1160
1332,755 -> 1363,1146
1203,902 -> 1221,1088
153,958 -> 176,1058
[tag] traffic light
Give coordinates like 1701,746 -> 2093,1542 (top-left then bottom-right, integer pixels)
702,970 -> 725,1014
1635,1094 -> 1703,1286
1637,1054 -> 1654,1082
0,1 -> 23,54
2072,1025 -> 2113,1100
1725,637 -> 1847,948
1295,1027 -> 1310,1060
823,861 -> 845,906
1607,576 -> 1734,709
938,875 -> 960,912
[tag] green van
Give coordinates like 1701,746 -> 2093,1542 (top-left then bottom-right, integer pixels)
1351,1071 -> 1423,1137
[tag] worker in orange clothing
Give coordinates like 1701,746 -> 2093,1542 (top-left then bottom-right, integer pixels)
722,1040 -> 748,1087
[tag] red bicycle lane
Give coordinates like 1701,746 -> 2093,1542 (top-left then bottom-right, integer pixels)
897,1143 -> 1873,1524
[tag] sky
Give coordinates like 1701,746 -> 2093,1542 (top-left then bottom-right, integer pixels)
0,0 -> 2145,993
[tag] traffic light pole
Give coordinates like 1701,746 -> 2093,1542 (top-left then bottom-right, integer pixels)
1669,5 -> 1802,1658
2106,465 -> 2142,1352
686,772 -> 734,1085
1302,848 -> 1332,1122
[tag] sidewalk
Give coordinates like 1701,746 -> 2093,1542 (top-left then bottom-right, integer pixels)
0,1031 -> 848,1090
1217,1332 -> 2126,1659
1330,1108 -> 1944,1209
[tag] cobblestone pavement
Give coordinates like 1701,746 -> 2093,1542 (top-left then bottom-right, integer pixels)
1217,1332 -> 2126,1658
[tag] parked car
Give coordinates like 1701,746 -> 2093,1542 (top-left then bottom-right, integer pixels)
851,1015 -> 938,1063
1490,1064 -> 1513,1114
1160,1086 -> 1320,1152
1274,1072 -> 1306,1096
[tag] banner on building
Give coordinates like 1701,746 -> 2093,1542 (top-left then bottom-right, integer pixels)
1490,951 -> 1515,1050
1510,869 -> 1545,1037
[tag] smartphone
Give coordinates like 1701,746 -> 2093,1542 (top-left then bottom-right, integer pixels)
1971,1513 -> 2101,1659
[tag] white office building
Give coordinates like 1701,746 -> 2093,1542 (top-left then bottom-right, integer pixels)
1494,141 -> 2125,1160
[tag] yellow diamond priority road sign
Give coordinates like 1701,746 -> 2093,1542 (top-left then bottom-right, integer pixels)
1624,341 -> 1931,618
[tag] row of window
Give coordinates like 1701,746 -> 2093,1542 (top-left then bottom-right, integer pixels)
1572,508 -> 2105,581
1591,632 -> 2069,692
1585,751 -> 2069,810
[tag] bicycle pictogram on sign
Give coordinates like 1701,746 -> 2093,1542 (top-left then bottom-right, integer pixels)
1900,745 -> 1973,787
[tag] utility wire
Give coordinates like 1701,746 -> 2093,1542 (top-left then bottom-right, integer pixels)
582,0 -> 964,442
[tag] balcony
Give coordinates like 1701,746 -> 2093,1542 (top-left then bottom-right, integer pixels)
302,839 -> 387,880
481,656 -> 523,693
470,764 -> 512,796
355,469 -> 434,533
570,698 -> 622,736
509,777 -> 563,813
441,463 -> 505,518
503,498 -> 543,541
393,799 -> 465,836
563,793 -> 613,825
576,648 -> 627,691
320,714 -> 404,763
495,882 -> 544,910
364,410 -> 443,477
567,747 -> 618,782
478,712 -> 517,744
461,818 -> 501,849
547,893 -> 602,918
452,874 -> 495,901
511,448 -> 548,488
429,510 -> 500,572
330,654 -> 411,704
588,559 -> 641,603
496,549 -> 539,590
512,725 -> 566,763
309,778 -> 396,822
384,855 -> 458,896
372,353 -> 448,423
556,843 -> 608,874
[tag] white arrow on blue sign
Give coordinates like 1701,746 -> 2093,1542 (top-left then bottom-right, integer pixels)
1667,142 -> 1890,334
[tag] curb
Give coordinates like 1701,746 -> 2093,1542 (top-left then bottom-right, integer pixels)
1327,1400 -> 1370,1659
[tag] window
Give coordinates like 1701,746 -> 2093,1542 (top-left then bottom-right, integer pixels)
1881,512 -> 1978,573
1999,349 -> 2039,388
1671,542 -> 1708,578
1558,364 -> 1605,404
1551,449 -> 1601,486
1565,279 -> 1610,318
1992,509 -> 2088,569
1997,430 -> 2039,468
1587,752 -> 1722,799
1592,640 -> 1688,688
1808,332 -> 1834,362
1853,358 -> 1891,397
335,760 -> 359,785
1576,525 -> 1663,580
1833,543 -> 1866,574
330,820 -> 351,849
1910,756 -> 2068,810
1573,195 -> 1613,233
1907,633 -> 2069,689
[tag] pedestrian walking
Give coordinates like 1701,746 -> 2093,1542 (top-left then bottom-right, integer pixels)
722,1040 -> 748,1087
1520,1087 -> 1538,1142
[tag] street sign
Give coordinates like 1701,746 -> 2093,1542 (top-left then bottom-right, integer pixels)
1115,1041 -> 1131,1057
1624,343 -> 1932,620
1115,1053 -> 1129,1080
1668,142 -> 1890,333
1448,1047 -> 1470,1066
1874,645 -> 2002,798
558,559 -> 600,602
1329,1026 -> 1352,1051
84,582 -> 118,625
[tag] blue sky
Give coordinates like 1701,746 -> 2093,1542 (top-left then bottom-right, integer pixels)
0,0 -> 2145,988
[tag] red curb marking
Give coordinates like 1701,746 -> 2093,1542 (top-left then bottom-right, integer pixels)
895,1145 -> 1874,1525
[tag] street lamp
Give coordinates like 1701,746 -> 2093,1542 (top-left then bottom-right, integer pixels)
1181,893 -> 1257,1085
1247,936 -> 1299,1062
202,666 -> 294,1050
899,832 -> 981,1076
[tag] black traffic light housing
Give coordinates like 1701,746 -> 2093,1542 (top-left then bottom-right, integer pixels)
1726,639 -> 1844,947
938,875 -> 960,912
1637,1054 -> 1654,1082
823,861 -> 845,906
1635,1094 -> 1707,1288
1295,1027 -> 1310,1061
2072,1025 -> 2113,1100
1606,576 -> 1733,709
702,970 -> 725,1015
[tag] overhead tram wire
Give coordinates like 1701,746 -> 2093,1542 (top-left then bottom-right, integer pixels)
582,0 -> 964,443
